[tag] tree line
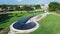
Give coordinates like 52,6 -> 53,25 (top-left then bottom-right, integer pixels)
0,5 -> 41,12
48,2 -> 60,12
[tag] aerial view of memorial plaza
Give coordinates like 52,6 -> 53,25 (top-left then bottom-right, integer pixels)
0,0 -> 60,34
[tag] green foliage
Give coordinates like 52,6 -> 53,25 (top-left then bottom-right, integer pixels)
33,5 -> 41,9
49,2 -> 60,12
0,14 -> 11,23
22,5 -> 34,11
0,5 -> 41,11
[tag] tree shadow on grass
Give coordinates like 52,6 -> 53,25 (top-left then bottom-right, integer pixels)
0,14 -> 13,24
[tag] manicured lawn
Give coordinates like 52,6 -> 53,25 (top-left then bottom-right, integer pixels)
0,11 -> 44,34
29,14 -> 60,34
1,11 -> 60,34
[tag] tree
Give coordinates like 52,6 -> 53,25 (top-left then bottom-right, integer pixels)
0,14 -> 10,23
1,4 -> 8,11
34,5 -> 41,9
48,2 -> 60,11
22,5 -> 34,11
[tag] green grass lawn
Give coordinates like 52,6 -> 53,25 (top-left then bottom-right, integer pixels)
29,14 -> 60,34
1,10 -> 60,34
0,11 -> 44,34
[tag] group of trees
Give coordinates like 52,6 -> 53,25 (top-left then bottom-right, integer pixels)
48,2 -> 60,11
0,14 -> 10,23
0,5 -> 41,12
19,5 -> 34,11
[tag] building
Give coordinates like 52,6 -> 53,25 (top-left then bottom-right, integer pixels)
41,4 -> 48,10
0,8 -> 3,12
